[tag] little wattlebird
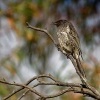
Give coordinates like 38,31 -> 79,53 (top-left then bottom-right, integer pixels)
53,19 -> 86,78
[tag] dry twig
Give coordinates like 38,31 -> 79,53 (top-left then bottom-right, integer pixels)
0,23 -> 100,100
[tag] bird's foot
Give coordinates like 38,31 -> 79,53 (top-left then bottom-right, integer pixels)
56,44 -> 60,51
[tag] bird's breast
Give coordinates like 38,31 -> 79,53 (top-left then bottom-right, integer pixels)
61,32 -> 69,41
57,31 -> 69,42
57,31 -> 72,53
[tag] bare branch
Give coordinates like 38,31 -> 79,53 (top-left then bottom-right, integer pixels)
18,90 -> 30,100
3,74 -> 60,100
0,23 -> 100,100
1,74 -> 100,100
26,22 -> 57,45
26,23 -> 100,99
0,80 -> 44,100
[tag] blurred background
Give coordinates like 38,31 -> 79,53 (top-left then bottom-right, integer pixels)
0,0 -> 100,100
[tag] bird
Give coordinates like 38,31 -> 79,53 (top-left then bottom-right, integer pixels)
53,19 -> 86,78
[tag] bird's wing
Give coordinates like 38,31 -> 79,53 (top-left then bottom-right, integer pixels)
69,23 -> 82,54
70,23 -> 80,46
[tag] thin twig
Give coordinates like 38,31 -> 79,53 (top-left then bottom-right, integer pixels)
1,81 -> 44,100
18,90 -> 29,100
26,22 -> 57,45
2,74 -> 58,100
3,74 -> 60,100
1,74 -> 100,100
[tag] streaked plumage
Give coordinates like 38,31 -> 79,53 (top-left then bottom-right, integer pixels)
53,19 -> 86,78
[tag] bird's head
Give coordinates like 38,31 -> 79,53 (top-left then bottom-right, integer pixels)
53,19 -> 69,27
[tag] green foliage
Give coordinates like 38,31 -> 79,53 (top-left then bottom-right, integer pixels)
0,85 -> 9,96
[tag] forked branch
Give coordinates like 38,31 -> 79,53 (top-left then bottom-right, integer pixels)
0,23 -> 100,100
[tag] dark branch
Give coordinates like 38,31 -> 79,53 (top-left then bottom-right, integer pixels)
1,74 -> 100,100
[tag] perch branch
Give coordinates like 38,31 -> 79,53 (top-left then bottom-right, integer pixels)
1,23 -> 100,100
1,75 -> 99,100
26,23 -> 100,99
2,74 -> 59,100
26,22 -> 57,45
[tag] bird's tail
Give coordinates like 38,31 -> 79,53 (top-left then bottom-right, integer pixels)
73,49 -> 86,78
75,57 -> 86,78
